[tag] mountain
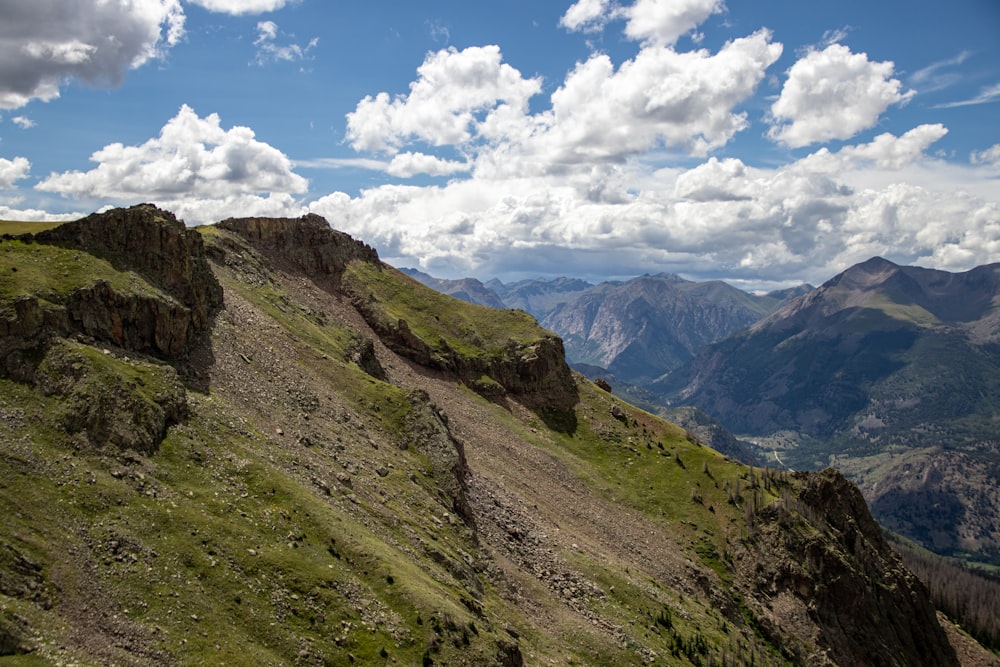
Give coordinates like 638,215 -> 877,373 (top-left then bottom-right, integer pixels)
488,276 -> 595,319
657,256 -> 1000,567
540,274 -> 799,385
405,270 -> 808,386
0,206 -> 990,665
400,268 -> 508,310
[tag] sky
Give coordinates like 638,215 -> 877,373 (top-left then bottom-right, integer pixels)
1,0 -> 999,290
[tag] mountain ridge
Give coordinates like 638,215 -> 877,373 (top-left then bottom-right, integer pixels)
0,206 -> 991,665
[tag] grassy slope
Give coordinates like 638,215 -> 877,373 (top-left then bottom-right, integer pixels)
0,225 -> 961,665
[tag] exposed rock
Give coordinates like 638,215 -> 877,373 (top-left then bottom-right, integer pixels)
35,204 -> 223,340
216,213 -> 378,283
2,205 -> 222,362
737,469 -> 959,667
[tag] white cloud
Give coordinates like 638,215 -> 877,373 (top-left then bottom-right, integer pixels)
0,0 -> 185,109
561,0 -> 725,47
560,0 -> 614,33
971,144 -> 1000,166
386,152 -> 469,178
800,124 -> 949,171
253,21 -> 317,66
36,105 -> 307,224
0,204 -> 81,223
623,0 -> 725,47
909,50 -> 971,93
186,0 -> 296,15
346,45 -> 543,154
11,116 -> 35,129
768,44 -> 914,147
531,30 -> 782,162
309,123 -> 999,288
0,156 -> 31,189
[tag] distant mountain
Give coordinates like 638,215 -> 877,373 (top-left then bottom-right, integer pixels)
400,267 -> 507,309
488,276 -> 594,319
541,273 -> 801,385
403,269 -> 809,387
657,256 -> 1000,566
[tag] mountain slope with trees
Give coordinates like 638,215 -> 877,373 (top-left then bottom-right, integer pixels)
657,257 -> 1000,567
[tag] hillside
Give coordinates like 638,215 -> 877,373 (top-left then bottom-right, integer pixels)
656,257 -> 1000,567
0,207 -> 991,666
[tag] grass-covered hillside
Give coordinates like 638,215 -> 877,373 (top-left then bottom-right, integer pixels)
0,206 -> 989,666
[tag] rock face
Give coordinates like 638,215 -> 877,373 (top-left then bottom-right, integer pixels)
2,204 -> 223,360
738,469 -> 959,667
217,213 -> 379,281
36,204 -> 223,342
220,214 -> 579,427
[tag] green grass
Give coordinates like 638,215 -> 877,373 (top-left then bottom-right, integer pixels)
0,237 -> 167,309
343,260 -> 546,358
0,221 -> 65,236
859,294 -> 940,327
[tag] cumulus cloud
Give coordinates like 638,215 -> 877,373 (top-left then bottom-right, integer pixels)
309,121 -> 999,288
531,30 -> 782,162
36,105 -> 307,224
186,0 -> 297,14
253,21 -> 317,66
346,45 -> 542,154
560,0 -> 614,33
345,31 -> 781,185
622,0 -> 725,47
768,44 -> 914,147
0,0 -> 185,109
386,152 -> 469,178
800,124 -> 949,171
561,0 -> 725,47
11,116 -> 35,129
0,156 -> 31,189
0,204 -> 81,223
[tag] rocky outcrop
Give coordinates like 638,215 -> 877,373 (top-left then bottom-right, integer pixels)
737,469 -> 958,666
2,205 -> 223,361
35,204 -> 223,338
216,213 -> 379,282
216,214 -> 579,427
33,340 -> 187,453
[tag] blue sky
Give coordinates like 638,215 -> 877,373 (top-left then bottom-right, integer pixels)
1,0 -> 998,289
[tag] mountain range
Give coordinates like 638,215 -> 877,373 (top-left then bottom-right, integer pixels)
0,206 -> 994,665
